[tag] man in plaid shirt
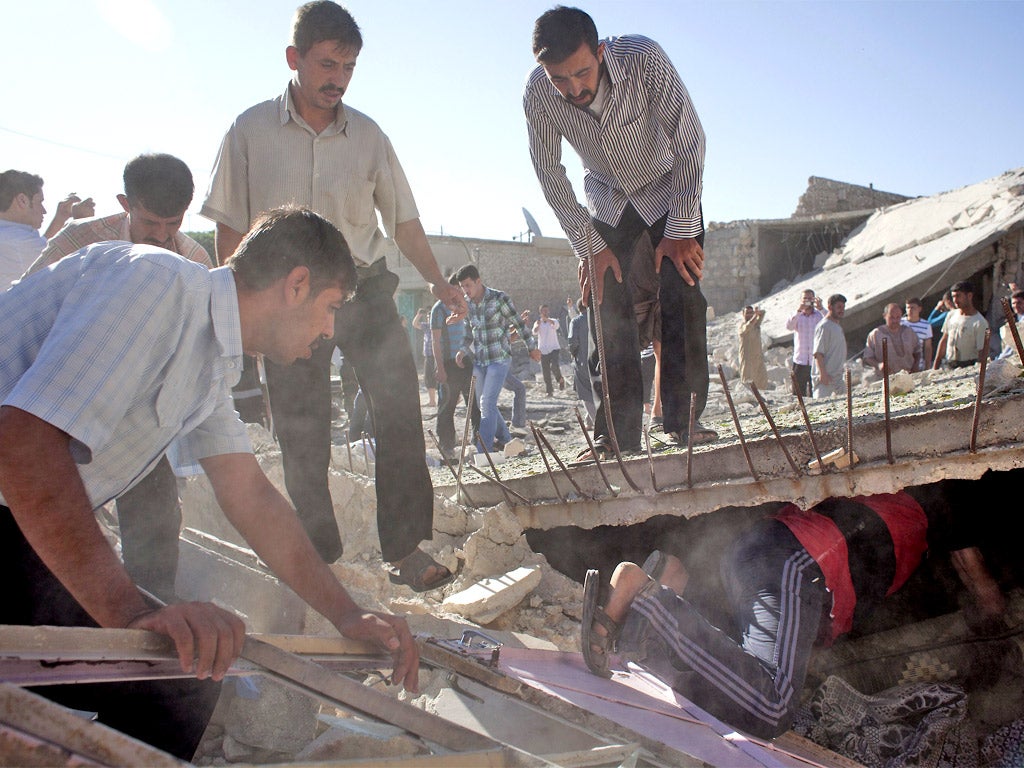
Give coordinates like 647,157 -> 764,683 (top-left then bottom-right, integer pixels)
455,264 -> 541,453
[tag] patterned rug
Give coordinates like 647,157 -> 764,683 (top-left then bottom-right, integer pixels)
794,675 -> 1024,767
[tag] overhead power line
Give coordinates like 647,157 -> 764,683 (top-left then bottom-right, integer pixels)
0,124 -> 125,162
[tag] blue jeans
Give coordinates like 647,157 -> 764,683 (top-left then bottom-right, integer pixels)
503,371 -> 526,428
475,360 -> 511,451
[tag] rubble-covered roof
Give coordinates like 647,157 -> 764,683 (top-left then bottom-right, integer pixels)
752,167 -> 1024,347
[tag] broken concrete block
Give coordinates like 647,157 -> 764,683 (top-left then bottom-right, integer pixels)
221,734 -> 257,762
296,716 -> 422,762
474,450 -> 506,467
808,446 -> 859,474
442,565 -> 543,624
503,438 -> 526,457
889,370 -> 915,395
224,676 -> 317,753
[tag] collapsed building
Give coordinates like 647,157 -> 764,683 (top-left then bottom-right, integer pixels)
4,169 -> 1024,766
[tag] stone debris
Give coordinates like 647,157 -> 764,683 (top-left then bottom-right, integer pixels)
503,437 -> 527,457
223,676 -> 317,753
296,714 -> 423,762
442,565 -> 543,624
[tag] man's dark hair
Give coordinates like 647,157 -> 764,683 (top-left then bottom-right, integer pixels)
905,297 -> 922,306
123,154 -> 194,217
1013,289 -> 1024,301
0,170 -> 43,212
827,294 -> 847,307
292,1 -> 362,55
532,6 -> 599,64
951,281 -> 974,295
454,263 -> 480,283
228,206 -> 356,296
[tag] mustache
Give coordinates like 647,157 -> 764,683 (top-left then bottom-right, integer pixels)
319,85 -> 345,97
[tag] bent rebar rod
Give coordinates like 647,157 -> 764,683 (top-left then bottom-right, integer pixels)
749,383 -> 801,477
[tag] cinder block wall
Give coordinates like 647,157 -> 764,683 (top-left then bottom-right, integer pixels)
794,177 -> 909,216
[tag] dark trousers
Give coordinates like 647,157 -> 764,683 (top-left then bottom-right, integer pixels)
232,354 -> 267,426
435,357 -> 481,453
591,206 -> 708,447
115,455 -> 181,603
618,520 -> 826,739
540,349 -> 564,394
792,362 -> 812,397
264,266 -> 432,565
0,506 -> 220,761
349,387 -> 374,441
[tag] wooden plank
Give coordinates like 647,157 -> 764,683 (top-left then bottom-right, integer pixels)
0,659 -> 198,687
251,632 -> 382,657
538,743 -> 646,768
0,683 -> 183,766
0,724 -> 105,767
0,626 -> 390,662
264,749 -> 515,767
240,637 -> 499,753
419,640 -> 523,695
0,624 -> 175,660
773,732 -> 864,768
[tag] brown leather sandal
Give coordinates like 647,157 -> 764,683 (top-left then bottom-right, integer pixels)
389,549 -> 455,592
581,569 -> 619,678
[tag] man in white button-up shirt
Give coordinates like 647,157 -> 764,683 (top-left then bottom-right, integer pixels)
0,208 -> 419,760
203,1 -> 465,592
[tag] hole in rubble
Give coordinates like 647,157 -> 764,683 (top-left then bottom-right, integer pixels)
525,468 -> 1024,638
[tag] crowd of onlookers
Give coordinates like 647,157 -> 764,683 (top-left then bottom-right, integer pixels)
735,281 -> 1024,401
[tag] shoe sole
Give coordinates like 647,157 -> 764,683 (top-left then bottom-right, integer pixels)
641,550 -> 666,581
581,569 -> 613,678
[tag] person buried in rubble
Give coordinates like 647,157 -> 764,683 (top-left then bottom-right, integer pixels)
0,207 -> 419,761
580,482 -> 1006,739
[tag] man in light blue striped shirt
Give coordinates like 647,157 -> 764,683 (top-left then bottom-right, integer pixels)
0,207 -> 419,759
524,6 -> 714,453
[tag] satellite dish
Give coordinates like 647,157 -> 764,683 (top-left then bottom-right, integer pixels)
522,207 -> 543,239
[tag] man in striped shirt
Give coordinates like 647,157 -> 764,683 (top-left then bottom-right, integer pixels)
20,153 -> 212,602
524,6 -> 713,453
902,297 -> 934,371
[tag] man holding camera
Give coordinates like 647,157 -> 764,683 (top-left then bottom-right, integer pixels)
785,289 -> 824,397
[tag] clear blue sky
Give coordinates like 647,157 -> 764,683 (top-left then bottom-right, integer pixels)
4,1 -> 1022,242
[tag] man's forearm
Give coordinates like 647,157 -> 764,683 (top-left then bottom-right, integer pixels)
430,329 -> 445,365
813,354 -> 828,380
215,223 -> 246,267
951,546 -> 1005,619
0,407 -> 150,627
394,218 -> 445,287
201,453 -> 361,627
